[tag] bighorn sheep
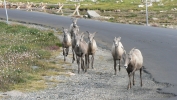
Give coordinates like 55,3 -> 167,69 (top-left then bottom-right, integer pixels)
86,31 -> 97,69
124,48 -> 143,90
71,26 -> 79,63
62,27 -> 72,61
69,18 -> 79,39
74,32 -> 88,73
111,37 -> 125,75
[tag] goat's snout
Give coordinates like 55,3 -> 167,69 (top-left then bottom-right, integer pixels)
73,24 -> 77,27
76,43 -> 79,47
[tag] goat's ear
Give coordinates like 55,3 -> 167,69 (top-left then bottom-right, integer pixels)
81,32 -> 85,38
132,47 -> 136,51
117,37 -> 121,41
124,50 -> 126,55
86,31 -> 90,35
93,32 -> 97,36
114,37 -> 117,40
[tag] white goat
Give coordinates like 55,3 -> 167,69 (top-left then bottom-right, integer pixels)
62,27 -> 72,61
69,18 -> 79,39
111,37 -> 125,75
124,48 -> 143,90
86,31 -> 97,69
74,32 -> 88,73
71,26 -> 79,63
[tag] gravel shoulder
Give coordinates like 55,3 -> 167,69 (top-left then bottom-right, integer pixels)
0,22 -> 176,100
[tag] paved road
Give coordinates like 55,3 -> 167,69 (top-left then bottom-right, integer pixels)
0,9 -> 177,99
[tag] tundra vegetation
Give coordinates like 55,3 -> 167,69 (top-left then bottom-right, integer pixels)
0,22 -> 64,92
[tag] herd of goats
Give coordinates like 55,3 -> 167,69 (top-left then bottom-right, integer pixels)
62,18 -> 144,90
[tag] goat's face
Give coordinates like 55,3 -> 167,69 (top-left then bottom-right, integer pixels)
124,53 -> 132,69
113,37 -> 119,47
63,29 -> 68,36
113,37 -> 121,47
76,33 -> 84,47
87,32 -> 96,43
73,27 -> 79,37
88,34 -> 94,43
72,18 -> 77,27
76,35 -> 81,47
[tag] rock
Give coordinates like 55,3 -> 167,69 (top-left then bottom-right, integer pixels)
30,66 -> 40,70
152,17 -> 159,21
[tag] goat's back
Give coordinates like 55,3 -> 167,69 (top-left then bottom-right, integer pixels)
130,49 -> 143,70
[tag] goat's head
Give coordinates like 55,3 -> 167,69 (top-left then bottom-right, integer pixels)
113,37 -> 121,47
73,26 -> 79,37
124,48 -> 135,69
71,18 -> 78,28
62,27 -> 69,37
86,31 -> 96,43
124,53 -> 131,69
75,32 -> 84,47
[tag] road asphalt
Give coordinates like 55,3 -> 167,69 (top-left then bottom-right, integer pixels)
0,8 -> 177,99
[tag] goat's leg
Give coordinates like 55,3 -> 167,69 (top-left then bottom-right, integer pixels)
140,68 -> 143,87
119,59 -> 121,71
88,55 -> 90,68
85,55 -> 88,72
127,74 -> 132,90
114,59 -> 117,75
133,72 -> 135,86
77,57 -> 80,73
63,48 -> 66,61
81,55 -> 85,72
91,54 -> 95,69
66,47 -> 69,56
62,47 -> 65,55
72,47 -> 75,63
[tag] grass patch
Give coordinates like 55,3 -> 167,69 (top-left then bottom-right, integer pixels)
0,22 -> 65,92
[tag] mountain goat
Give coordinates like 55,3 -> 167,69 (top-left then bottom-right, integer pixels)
74,32 -> 88,73
124,48 -> 143,90
86,31 -> 97,69
69,18 -> 79,39
111,37 -> 125,75
71,26 -> 79,63
62,27 -> 72,61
